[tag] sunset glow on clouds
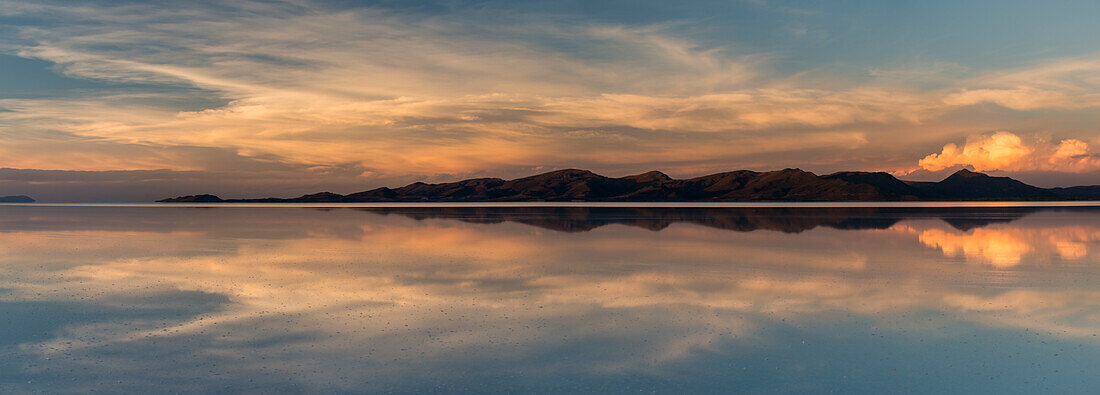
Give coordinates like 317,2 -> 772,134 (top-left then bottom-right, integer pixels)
1,0 -> 1100,200
917,132 -> 1100,173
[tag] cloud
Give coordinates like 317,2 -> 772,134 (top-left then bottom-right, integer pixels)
1050,139 -> 1100,172
917,131 -> 1034,172
0,0 -> 1100,200
917,131 -> 1100,173
942,56 -> 1100,110
0,2 -> 937,178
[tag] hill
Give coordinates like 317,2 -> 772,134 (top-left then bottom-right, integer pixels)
0,195 -> 35,203
159,168 -> 1100,203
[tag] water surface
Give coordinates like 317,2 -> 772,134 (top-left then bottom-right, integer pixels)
2,205 -> 1100,393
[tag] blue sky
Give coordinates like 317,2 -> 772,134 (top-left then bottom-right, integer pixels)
2,0 -> 1100,201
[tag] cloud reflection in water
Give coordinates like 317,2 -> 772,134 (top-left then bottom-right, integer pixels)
1,206 -> 1099,392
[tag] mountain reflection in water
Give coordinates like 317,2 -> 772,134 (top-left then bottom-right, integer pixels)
1,205 -> 1099,393
354,206 -> 1045,232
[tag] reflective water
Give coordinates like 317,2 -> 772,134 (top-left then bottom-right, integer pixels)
2,205 -> 1100,393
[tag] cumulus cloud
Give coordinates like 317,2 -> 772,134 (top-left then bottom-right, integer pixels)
918,132 -> 1034,172
1050,139 -> 1100,172
917,131 -> 1100,173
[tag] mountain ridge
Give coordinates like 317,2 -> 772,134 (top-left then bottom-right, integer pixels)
158,168 -> 1100,203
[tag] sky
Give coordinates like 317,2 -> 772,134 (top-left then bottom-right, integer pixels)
1,0 -> 1100,202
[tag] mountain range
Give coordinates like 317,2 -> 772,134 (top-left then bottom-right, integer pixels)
158,168 -> 1100,203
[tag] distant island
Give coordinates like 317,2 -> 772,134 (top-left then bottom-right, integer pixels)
0,195 -> 34,203
159,168 -> 1100,203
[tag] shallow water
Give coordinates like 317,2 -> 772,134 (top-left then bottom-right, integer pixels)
2,205 -> 1100,393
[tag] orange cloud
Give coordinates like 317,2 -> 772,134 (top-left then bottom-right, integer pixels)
918,132 -> 1033,172
917,131 -> 1100,173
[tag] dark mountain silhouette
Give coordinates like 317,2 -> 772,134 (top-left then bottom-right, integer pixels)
915,169 -> 1055,200
1049,185 -> 1100,199
163,194 -> 222,203
158,168 -> 1100,203
0,195 -> 34,203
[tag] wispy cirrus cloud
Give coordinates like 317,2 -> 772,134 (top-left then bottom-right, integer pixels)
0,0 -> 908,184
942,55 -> 1100,110
1,1 -> 1100,200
